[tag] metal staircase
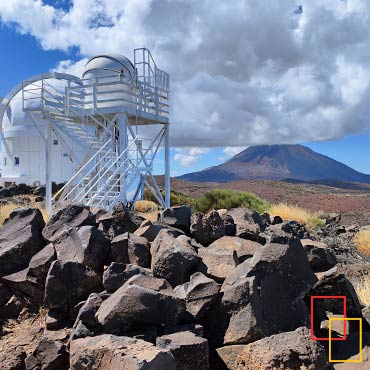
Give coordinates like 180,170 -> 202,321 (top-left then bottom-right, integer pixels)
18,48 -> 170,212
23,78 -> 145,211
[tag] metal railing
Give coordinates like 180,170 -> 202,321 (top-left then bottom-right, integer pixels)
21,67 -> 166,211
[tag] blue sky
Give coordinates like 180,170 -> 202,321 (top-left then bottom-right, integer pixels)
1,1 -> 370,177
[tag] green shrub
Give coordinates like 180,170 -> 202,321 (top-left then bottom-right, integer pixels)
144,188 -> 270,214
143,188 -> 196,208
194,189 -> 270,214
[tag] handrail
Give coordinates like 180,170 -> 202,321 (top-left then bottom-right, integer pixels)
43,80 -> 114,137
83,140 -> 137,200
52,139 -> 112,202
64,149 -> 115,202
87,157 -> 138,208
92,169 -> 139,211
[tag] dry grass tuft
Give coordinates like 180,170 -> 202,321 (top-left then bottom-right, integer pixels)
134,200 -> 159,213
269,203 -> 324,231
353,273 -> 370,306
353,229 -> 370,257
0,195 -> 48,225
134,200 -> 160,222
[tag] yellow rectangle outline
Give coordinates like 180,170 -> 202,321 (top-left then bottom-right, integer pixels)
328,318 -> 363,363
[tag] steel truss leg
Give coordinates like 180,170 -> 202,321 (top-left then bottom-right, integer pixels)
45,123 -> 52,214
117,113 -> 128,204
164,123 -> 170,208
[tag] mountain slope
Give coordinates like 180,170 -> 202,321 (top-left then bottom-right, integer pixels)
178,144 -> 370,183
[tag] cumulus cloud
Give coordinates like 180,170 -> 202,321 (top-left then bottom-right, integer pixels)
174,148 -> 211,167
1,0 -> 370,153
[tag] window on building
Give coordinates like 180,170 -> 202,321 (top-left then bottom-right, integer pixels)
53,139 -> 58,145
14,157 -> 20,165
3,157 -> 6,166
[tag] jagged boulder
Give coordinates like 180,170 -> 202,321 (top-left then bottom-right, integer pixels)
96,274 -> 186,334
0,208 -> 45,277
28,243 -> 56,282
191,211 -> 235,246
134,219 -> 184,242
97,212 -> 126,239
198,236 -> 263,281
234,327 -> 327,370
226,208 -> 268,243
157,331 -> 209,370
72,293 -> 103,339
151,230 -> 201,287
2,243 -> 56,305
111,202 -> 144,232
43,204 -> 96,242
301,238 -> 337,272
110,232 -> 150,267
203,239 -> 317,346
308,271 -> 363,338
44,260 -> 102,311
158,206 -> 192,233
25,337 -> 69,370
103,263 -> 151,293
70,335 -> 176,370
225,240 -> 317,344
216,345 -> 246,370
2,269 -> 43,305
0,292 -> 30,321
53,226 -> 110,273
174,272 -> 219,319
74,293 -> 103,329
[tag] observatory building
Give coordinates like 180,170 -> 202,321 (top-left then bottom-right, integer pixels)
0,49 -> 170,212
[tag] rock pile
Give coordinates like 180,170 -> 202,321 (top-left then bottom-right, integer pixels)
0,203 -> 369,369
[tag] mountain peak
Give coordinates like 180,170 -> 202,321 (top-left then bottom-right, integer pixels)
179,144 -> 370,183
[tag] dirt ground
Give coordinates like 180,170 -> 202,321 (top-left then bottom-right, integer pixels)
157,177 -> 370,226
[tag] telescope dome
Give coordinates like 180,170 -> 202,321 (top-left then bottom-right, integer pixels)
83,54 -> 136,81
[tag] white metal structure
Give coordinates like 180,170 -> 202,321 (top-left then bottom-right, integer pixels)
0,49 -> 170,212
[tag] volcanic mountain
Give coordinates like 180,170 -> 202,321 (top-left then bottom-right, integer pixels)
178,144 -> 370,183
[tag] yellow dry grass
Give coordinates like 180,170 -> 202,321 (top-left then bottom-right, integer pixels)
134,200 -> 160,222
353,273 -> 370,306
269,203 -> 324,231
134,200 -> 159,213
0,195 -> 49,225
353,229 -> 370,257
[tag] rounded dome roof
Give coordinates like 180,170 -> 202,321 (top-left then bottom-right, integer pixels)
83,54 -> 136,80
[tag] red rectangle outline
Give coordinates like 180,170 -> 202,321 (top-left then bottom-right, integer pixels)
310,296 -> 347,341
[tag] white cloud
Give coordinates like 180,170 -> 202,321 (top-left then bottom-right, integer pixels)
2,1 -> 370,148
174,148 -> 211,167
223,147 -> 246,158
53,58 -> 88,76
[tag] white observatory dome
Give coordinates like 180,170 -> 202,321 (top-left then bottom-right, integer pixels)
0,74 -> 87,186
82,54 -> 136,81
82,54 -> 137,111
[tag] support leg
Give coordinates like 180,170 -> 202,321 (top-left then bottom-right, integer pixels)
117,114 -> 128,204
45,123 -> 52,214
164,123 -> 171,208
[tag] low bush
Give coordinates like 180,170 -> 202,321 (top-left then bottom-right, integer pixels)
143,188 -> 196,208
194,189 -> 270,214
